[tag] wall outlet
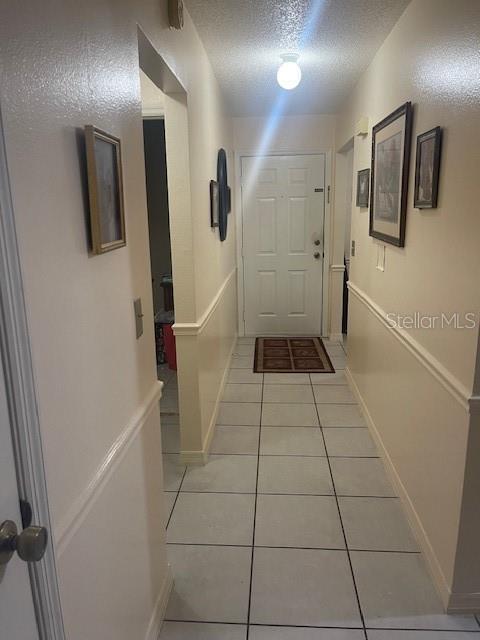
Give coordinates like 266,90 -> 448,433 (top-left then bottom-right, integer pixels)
351,240 -> 356,257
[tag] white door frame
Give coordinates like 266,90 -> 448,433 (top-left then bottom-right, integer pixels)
0,106 -> 65,638
234,150 -> 332,337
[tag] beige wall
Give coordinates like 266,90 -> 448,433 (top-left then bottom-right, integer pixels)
0,1 -> 235,638
336,0 -> 480,610
233,115 -> 338,337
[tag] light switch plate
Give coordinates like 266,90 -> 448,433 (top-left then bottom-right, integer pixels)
134,298 -> 144,339
376,244 -> 386,272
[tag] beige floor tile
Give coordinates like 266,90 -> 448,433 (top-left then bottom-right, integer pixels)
211,425 -> 259,455
258,456 -> 333,495
181,455 -> 257,493
260,426 -> 326,456
250,547 -> 362,627
261,403 -> 319,427
263,384 -> 314,404
166,545 -> 251,623
324,428 -> 378,457
167,493 -> 255,545
222,383 -> 262,403
255,495 -> 344,548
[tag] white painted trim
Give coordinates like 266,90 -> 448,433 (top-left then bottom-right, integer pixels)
144,567 -> 173,640
173,268 -> 236,336
0,104 -> 66,639
234,150 -> 332,338
322,150 -> 332,338
348,281 -> 472,410
180,336 -> 236,465
329,333 -> 344,343
56,381 -> 163,556
330,264 -> 346,272
345,366 -> 455,611
142,108 -> 164,118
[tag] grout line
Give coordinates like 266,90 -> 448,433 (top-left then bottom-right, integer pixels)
309,373 -> 369,640
166,465 -> 188,530
163,619 -> 480,633
165,542 -> 421,554
175,489 -> 398,498
165,618 -> 480,635
245,359 -> 264,640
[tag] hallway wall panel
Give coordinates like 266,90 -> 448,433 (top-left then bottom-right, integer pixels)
336,0 -> 480,611
0,0 -> 234,637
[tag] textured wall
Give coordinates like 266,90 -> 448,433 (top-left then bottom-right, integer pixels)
336,0 -> 480,608
0,0 -> 233,636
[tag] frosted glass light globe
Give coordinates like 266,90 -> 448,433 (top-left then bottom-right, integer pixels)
277,60 -> 302,90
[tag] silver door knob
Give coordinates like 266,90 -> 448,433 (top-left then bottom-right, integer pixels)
0,520 -> 48,565
313,252 -> 321,259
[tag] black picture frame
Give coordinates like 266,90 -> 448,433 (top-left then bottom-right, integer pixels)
356,168 -> 370,208
370,101 -> 413,247
217,148 -> 228,241
210,180 -> 219,227
414,126 -> 442,209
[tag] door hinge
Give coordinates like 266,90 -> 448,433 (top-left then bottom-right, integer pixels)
327,185 -> 330,203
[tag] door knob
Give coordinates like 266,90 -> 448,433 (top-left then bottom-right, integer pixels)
314,239 -> 320,246
0,520 -> 48,566
313,252 -> 321,259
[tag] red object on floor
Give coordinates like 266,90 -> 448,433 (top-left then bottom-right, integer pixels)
162,323 -> 177,370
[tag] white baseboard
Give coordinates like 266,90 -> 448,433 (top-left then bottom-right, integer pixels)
144,566 -> 173,640
180,336 -> 237,465
345,366 -> 454,612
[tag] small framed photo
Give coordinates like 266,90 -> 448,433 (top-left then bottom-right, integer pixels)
414,126 -> 442,209
356,168 -> 370,207
370,102 -> 413,247
210,179 -> 219,227
85,125 -> 126,254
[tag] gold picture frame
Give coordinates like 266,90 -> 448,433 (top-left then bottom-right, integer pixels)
85,125 -> 126,254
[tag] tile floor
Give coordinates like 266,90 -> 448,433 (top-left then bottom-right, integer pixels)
160,338 -> 480,639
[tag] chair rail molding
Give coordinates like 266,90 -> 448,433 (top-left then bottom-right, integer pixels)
173,267 -> 236,336
56,380 -> 163,556
348,281 -> 473,410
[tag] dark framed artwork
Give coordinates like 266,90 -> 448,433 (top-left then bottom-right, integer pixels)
217,148 -> 228,241
210,180 -> 219,227
414,126 -> 442,209
370,101 -> 413,247
85,125 -> 126,254
226,185 -> 232,214
356,168 -> 370,207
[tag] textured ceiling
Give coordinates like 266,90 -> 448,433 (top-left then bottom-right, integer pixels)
185,0 -> 411,116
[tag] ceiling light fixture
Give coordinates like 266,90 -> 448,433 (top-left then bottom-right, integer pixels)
277,53 -> 302,90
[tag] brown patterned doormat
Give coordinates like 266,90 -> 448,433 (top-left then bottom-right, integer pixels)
254,337 -> 335,373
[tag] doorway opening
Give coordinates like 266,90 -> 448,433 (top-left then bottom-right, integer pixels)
140,72 -> 178,420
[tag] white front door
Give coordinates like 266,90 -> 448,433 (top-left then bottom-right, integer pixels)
0,355 -> 39,638
241,154 -> 325,335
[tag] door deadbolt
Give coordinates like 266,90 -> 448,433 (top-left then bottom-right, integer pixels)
314,239 -> 320,246
0,520 -> 48,566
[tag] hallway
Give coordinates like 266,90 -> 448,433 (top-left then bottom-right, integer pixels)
161,338 -> 480,639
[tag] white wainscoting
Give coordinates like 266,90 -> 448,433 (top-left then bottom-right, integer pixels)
346,282 -> 479,612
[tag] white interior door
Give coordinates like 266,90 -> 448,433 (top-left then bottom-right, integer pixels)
241,154 -> 325,335
0,356 -> 39,638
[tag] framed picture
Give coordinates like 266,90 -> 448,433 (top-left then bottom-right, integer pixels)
356,168 -> 370,207
85,125 -> 126,254
414,126 -> 442,209
226,185 -> 232,214
210,180 -> 219,227
370,102 -> 413,247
